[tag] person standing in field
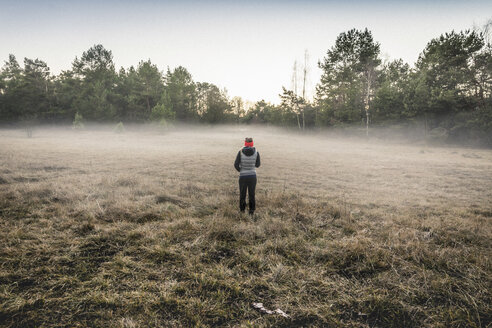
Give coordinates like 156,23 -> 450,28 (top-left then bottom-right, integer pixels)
234,137 -> 261,215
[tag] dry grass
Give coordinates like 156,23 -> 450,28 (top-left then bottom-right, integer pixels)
0,125 -> 491,327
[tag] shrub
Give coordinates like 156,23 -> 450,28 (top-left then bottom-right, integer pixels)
427,127 -> 448,143
72,112 -> 84,130
114,122 -> 125,134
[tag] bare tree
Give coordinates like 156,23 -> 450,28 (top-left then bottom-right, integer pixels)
291,61 -> 301,129
301,50 -> 309,130
474,18 -> 492,47
292,60 -> 298,96
280,87 -> 302,130
231,96 -> 244,123
364,68 -> 372,136
290,51 -> 311,130
363,59 -> 378,136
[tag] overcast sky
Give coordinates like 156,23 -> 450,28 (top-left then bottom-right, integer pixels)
1,0 -> 491,104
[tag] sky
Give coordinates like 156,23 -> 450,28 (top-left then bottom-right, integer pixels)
1,0 -> 491,104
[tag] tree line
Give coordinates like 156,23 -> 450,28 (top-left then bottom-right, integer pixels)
1,26 -> 491,145
0,45 -> 235,125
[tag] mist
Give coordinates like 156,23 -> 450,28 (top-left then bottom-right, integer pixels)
2,123 -> 491,208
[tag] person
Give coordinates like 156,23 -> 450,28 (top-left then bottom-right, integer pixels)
234,137 -> 261,215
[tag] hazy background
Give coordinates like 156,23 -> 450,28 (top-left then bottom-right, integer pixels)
1,0 -> 491,103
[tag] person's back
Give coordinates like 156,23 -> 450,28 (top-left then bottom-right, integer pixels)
234,137 -> 261,215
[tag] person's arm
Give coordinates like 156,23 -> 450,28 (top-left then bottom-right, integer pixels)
234,151 -> 241,172
255,152 -> 261,168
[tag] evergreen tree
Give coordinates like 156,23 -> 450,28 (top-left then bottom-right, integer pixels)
164,66 -> 197,121
0,55 -> 23,122
21,58 -> 52,121
135,60 -> 164,120
316,28 -> 381,126
196,82 -> 231,123
415,30 -> 484,117
71,44 -> 117,120
372,59 -> 410,121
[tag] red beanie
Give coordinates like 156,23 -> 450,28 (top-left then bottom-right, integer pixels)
244,137 -> 253,147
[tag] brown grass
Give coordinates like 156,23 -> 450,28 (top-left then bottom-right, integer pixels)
0,125 -> 491,327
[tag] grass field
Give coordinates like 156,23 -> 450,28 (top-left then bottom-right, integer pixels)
0,125 -> 491,327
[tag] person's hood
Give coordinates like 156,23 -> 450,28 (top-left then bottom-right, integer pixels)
242,147 -> 256,156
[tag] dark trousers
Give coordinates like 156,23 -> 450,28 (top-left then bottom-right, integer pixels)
239,175 -> 257,214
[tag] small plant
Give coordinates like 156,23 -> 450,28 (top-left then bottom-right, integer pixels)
114,122 -> 125,134
26,127 -> 33,138
158,118 -> 168,128
155,118 -> 170,134
150,103 -> 175,134
23,117 -> 37,137
427,127 -> 448,143
72,112 -> 85,130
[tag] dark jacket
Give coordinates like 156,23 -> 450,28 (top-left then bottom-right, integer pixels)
234,147 -> 261,173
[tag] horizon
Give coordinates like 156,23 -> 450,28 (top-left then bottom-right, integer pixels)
1,0 -> 491,104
